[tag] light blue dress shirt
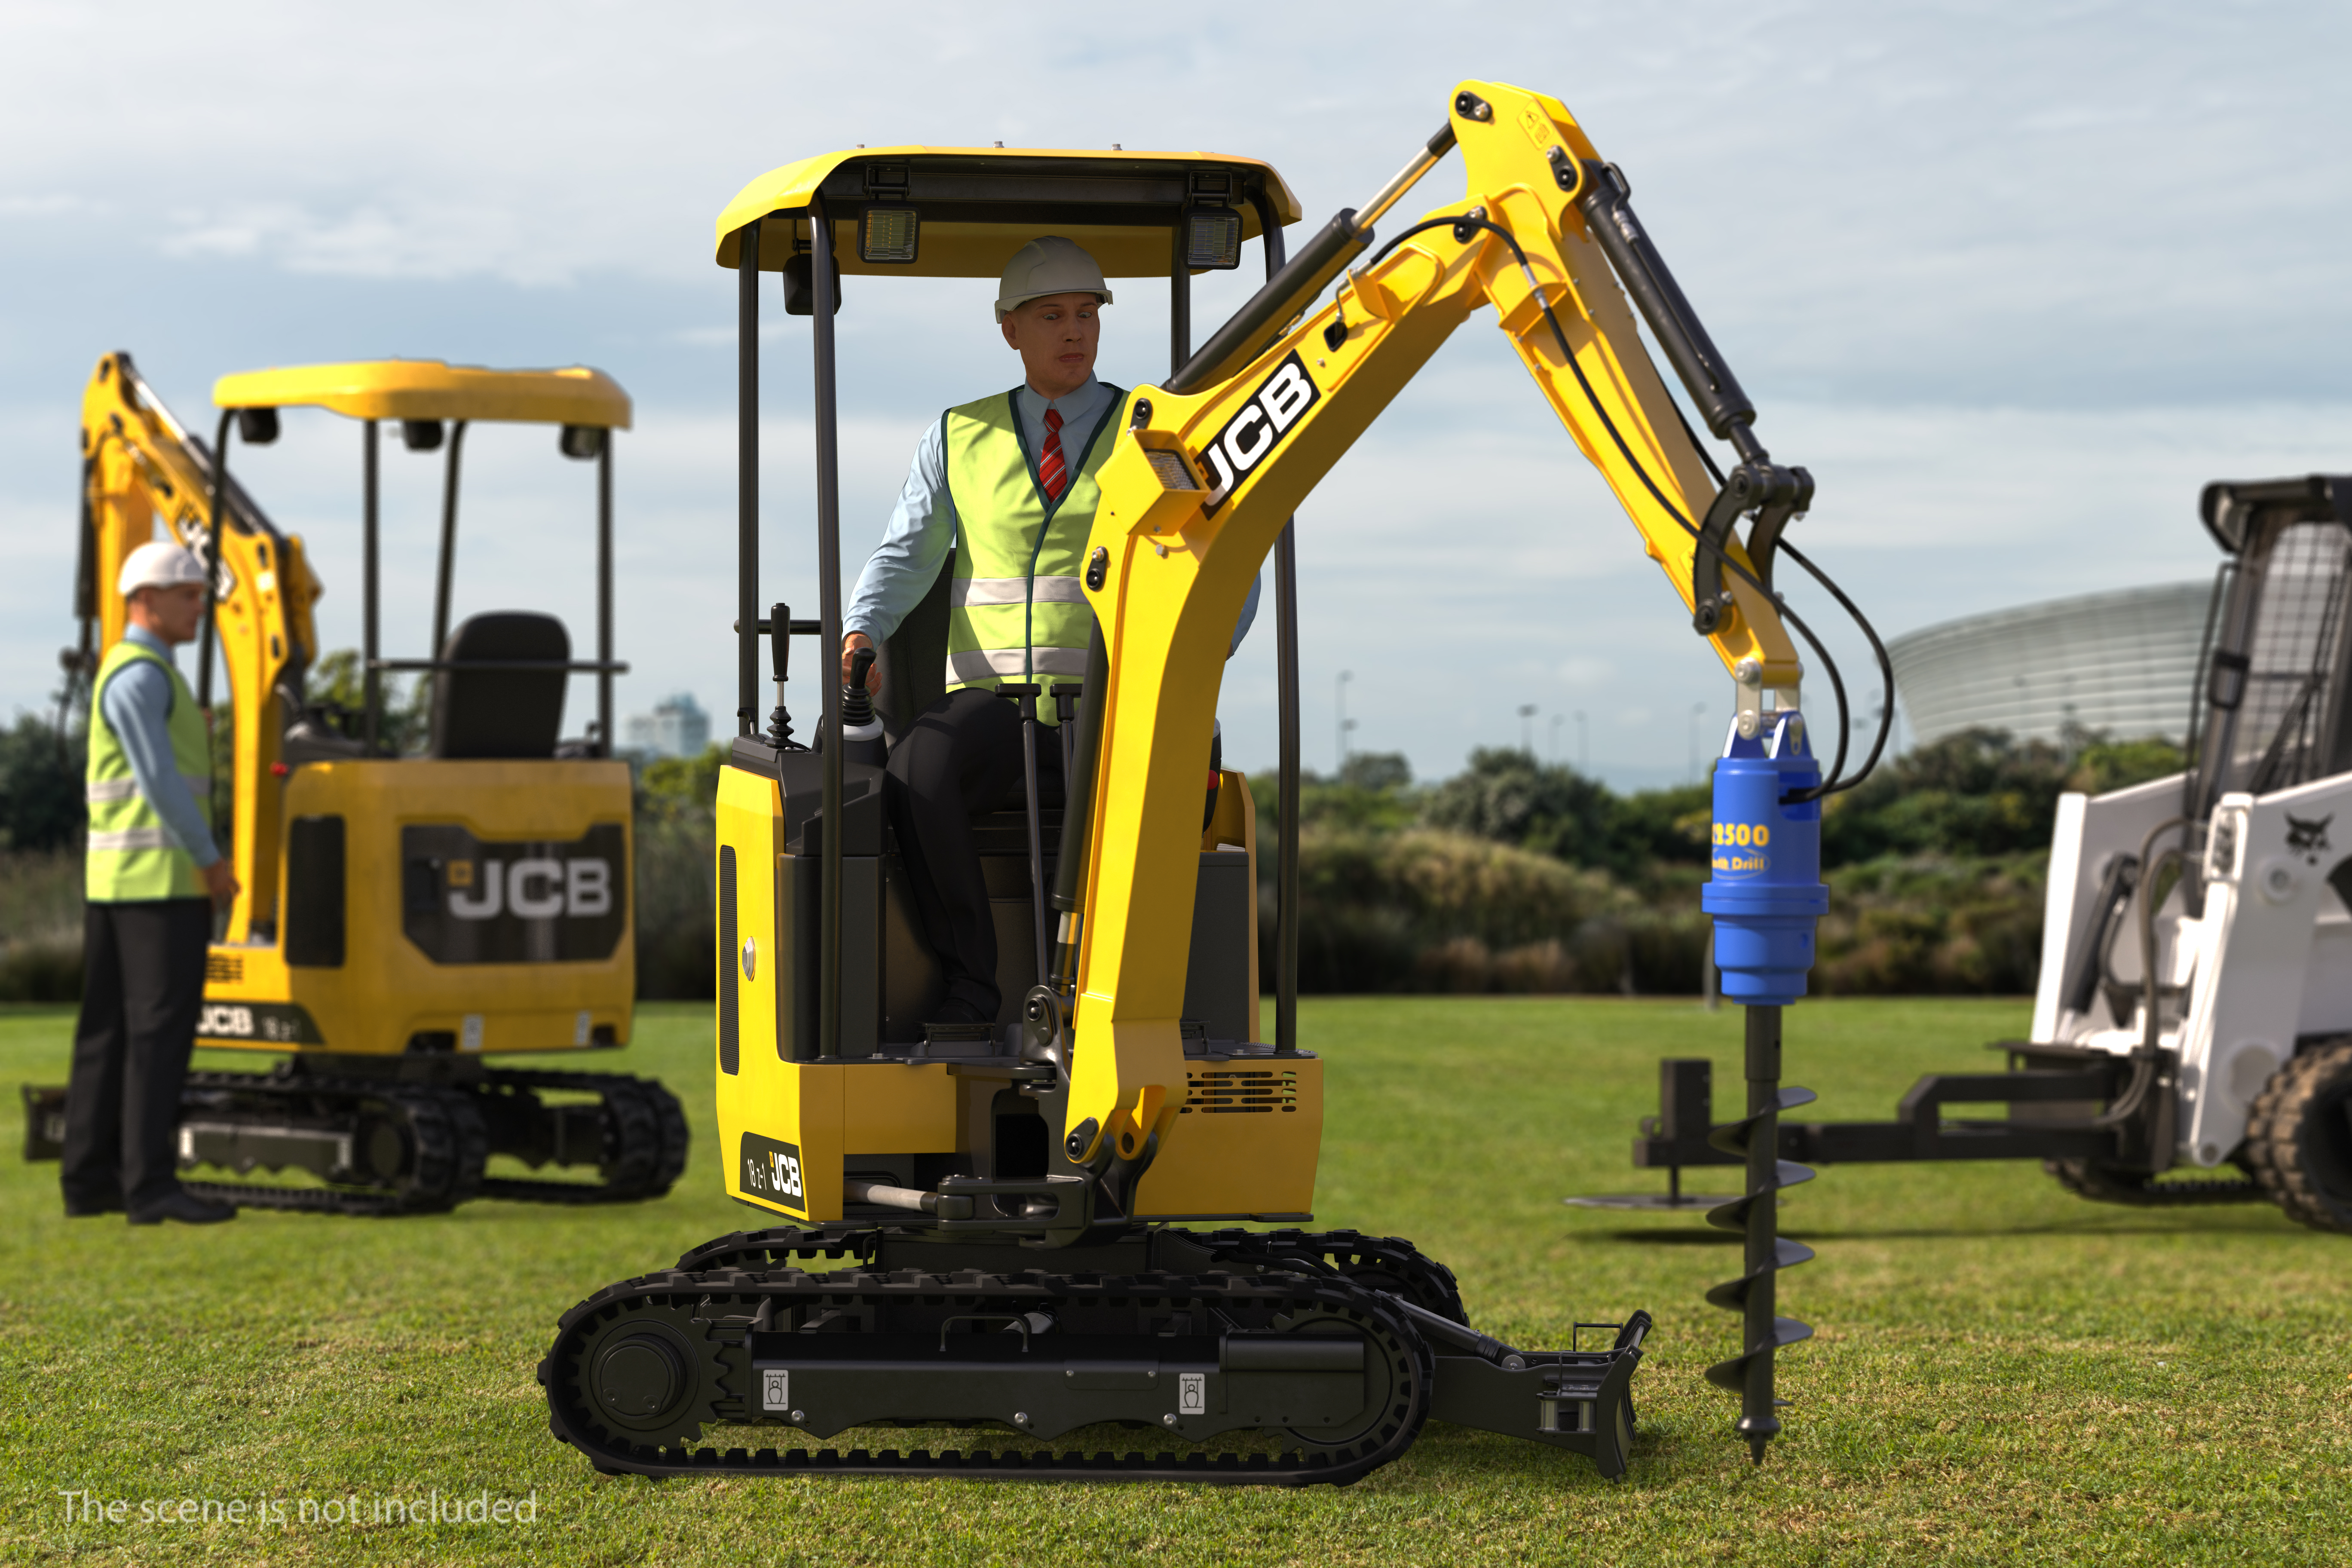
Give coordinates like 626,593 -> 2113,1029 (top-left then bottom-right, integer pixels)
845,375 -> 1262,652
98,625 -> 221,868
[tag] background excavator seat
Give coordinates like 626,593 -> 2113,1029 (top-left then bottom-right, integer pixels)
429,611 -> 570,760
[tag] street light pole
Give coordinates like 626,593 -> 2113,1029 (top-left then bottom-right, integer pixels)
1547,712 -> 1563,766
1336,669 -> 1353,777
1518,703 -> 1537,757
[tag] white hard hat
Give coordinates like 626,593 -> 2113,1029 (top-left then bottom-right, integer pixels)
995,236 -> 1112,321
118,540 -> 206,598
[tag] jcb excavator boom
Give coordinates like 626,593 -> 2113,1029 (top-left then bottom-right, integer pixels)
1060,80 -> 1819,1176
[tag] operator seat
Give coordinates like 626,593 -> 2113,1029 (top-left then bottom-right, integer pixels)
878,547 -> 955,748
429,611 -> 570,760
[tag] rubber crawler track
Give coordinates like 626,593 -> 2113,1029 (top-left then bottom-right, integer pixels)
174,1068 -> 685,1215
180,1072 -> 486,1215
540,1264 -> 1433,1486
677,1225 -> 1470,1325
477,1070 -> 690,1206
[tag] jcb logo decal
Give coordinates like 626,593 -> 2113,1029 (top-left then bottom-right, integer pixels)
740,1133 -> 807,1213
197,1004 -> 254,1037
1199,350 -> 1320,512
193,999 -> 323,1045
446,858 -> 614,921
401,823 -> 627,966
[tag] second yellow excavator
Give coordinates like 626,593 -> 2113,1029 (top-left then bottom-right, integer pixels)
25,355 -> 686,1214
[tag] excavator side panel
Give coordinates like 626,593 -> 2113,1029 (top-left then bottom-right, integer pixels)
197,758 -> 635,1056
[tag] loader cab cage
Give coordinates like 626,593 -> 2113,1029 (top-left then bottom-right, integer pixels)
207,361 -> 634,757
2186,475 -> 2352,825
715,144 -> 1308,1053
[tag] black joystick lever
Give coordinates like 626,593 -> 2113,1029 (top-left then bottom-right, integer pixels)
843,645 -> 877,726
837,643 -> 887,768
766,600 -> 799,750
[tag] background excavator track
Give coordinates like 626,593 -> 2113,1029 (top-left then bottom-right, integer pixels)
168,1067 -> 685,1215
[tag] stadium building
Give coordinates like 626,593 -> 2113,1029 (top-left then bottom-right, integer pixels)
1888,581 -> 2212,747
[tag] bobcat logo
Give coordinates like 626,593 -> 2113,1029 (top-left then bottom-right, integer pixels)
2285,812 -> 2333,862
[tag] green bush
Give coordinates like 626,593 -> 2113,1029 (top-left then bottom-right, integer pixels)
633,744 -> 723,1000
0,848 -> 85,1003
1264,826 -> 1708,995
1227,728 -> 2177,997
1814,852 -> 2048,995
0,714 -> 84,854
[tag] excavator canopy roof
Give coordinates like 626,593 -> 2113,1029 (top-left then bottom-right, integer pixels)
713,146 -> 1302,279
211,361 -> 633,428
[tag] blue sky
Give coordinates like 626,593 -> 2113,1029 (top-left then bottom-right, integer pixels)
4,1 -> 2346,788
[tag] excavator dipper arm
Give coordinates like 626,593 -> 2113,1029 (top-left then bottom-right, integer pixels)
77,352 -> 322,945
1064,79 -> 1814,1162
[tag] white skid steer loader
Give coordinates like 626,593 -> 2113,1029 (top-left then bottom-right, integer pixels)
1608,473 -> 2352,1232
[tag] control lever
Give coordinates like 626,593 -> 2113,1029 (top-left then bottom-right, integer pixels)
765,600 -> 798,750
1000,683 -> 1051,989
839,645 -> 886,767
1050,681 -> 1083,783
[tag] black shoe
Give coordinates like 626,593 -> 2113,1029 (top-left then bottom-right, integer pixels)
127,1189 -> 237,1226
64,1194 -> 124,1218
930,996 -> 990,1027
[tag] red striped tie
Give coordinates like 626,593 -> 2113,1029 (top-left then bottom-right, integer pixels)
1040,407 -> 1067,502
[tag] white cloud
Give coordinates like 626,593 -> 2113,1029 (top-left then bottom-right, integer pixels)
6,0 -> 2352,789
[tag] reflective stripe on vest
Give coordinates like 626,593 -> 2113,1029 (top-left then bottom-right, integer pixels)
944,645 -> 1092,685
940,386 -> 1125,723
89,827 -> 177,852
85,639 -> 210,902
86,774 -> 210,803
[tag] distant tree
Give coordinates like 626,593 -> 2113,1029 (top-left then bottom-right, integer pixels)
1819,728 -> 2074,865
2067,735 -> 2187,796
1339,751 -> 1412,792
306,649 -> 431,755
1605,783 -> 1712,870
0,715 -> 84,852
633,742 -> 724,999
1246,760 -> 1421,836
1421,747 -> 1615,867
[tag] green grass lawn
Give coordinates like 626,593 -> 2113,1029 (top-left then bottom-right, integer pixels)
2,996 -> 2345,1565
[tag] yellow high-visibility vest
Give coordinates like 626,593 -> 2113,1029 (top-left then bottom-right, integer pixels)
85,639 -> 211,902
940,386 -> 1126,724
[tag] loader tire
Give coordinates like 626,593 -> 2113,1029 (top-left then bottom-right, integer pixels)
2244,1039 -> 2352,1234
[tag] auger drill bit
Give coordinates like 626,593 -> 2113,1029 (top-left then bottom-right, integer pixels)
1703,1004 -> 1815,1462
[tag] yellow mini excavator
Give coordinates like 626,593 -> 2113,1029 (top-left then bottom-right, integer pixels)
24,354 -> 686,1214
545,78 -> 1887,1482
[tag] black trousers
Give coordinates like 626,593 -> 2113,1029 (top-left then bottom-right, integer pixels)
885,688 -> 1062,1022
63,897 -> 211,1209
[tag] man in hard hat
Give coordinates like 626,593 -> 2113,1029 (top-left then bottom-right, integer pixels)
60,540 -> 239,1224
841,236 -> 1258,1028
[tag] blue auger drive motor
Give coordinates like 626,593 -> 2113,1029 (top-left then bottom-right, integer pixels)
1701,712 -> 1827,1005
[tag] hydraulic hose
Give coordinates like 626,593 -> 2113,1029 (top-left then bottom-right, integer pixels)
2080,813 -> 2189,1133
1360,213 -> 1888,802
